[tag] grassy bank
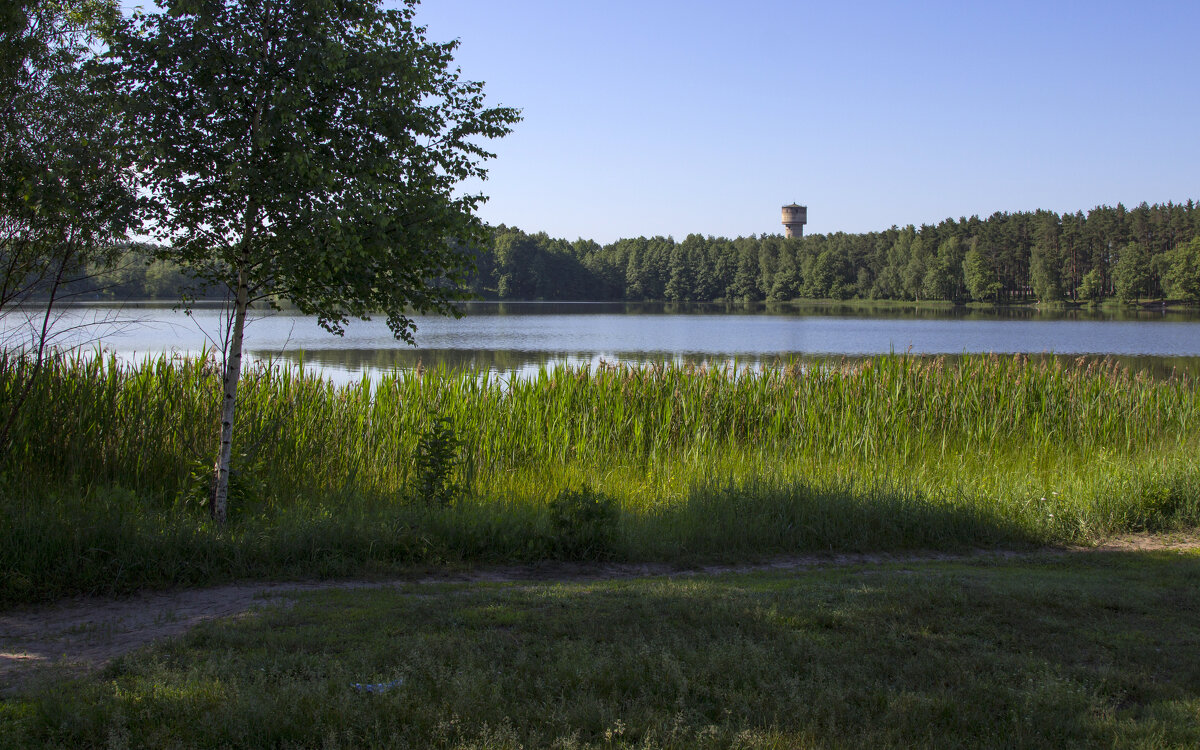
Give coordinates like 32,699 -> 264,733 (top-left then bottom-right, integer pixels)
1,353 -> 1198,603
4,549 -> 1199,748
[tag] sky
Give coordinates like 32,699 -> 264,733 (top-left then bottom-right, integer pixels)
116,0 -> 1200,243
407,0 -> 1200,243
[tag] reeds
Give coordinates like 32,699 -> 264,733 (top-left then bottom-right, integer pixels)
1,352 -> 1197,601
5,353 -> 1194,497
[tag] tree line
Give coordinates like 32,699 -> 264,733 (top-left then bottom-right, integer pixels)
468,202 -> 1200,305
85,201 -> 1200,306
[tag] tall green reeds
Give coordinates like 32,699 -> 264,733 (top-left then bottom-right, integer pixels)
1,352 -> 1197,602
5,352 -> 1195,497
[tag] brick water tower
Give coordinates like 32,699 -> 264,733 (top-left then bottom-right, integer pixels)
781,203 -> 807,238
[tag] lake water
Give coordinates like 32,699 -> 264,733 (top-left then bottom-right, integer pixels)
8,301 -> 1200,382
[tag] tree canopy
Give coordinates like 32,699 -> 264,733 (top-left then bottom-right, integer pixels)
109,0 -> 518,336
2,0 -> 136,314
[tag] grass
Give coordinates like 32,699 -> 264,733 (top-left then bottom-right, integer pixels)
1,352 -> 1199,603
3,549 -> 1199,748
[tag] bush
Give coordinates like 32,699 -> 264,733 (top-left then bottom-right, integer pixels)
548,485 -> 619,560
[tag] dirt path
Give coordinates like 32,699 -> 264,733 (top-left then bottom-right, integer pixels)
3,533 -> 1198,693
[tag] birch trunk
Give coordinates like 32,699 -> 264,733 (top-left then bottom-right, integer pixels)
211,263 -> 249,525
211,90 -> 263,525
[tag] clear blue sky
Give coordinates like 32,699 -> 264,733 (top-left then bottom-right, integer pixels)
410,0 -> 1200,243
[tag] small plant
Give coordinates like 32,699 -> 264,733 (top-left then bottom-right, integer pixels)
1137,479 -> 1191,531
413,415 -> 462,506
180,456 -> 264,520
548,485 -> 619,560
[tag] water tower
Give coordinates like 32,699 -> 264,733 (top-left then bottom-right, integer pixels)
781,203 -> 807,238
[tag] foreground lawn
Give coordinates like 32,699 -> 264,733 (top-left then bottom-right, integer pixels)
3,549 -> 1199,748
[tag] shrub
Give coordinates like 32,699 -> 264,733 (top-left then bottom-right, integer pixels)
548,485 -> 619,560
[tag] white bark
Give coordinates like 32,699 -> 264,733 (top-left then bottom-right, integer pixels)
211,93 -> 263,525
211,264 -> 249,524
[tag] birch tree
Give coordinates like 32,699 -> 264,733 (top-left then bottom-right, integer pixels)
107,0 -> 518,523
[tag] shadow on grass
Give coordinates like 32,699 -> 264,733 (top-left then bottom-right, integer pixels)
0,476 -> 1051,606
5,550 -> 1198,748
631,478 -> 1042,559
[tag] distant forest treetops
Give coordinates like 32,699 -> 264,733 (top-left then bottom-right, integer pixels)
85,201 -> 1200,305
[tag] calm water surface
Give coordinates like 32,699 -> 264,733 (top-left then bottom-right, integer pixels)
10,301 -> 1200,382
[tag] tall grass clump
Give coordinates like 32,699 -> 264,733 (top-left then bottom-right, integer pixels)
1,351 -> 1197,601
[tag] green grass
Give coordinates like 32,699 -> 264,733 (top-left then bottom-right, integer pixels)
4,549 -> 1199,748
2,353 -> 1199,603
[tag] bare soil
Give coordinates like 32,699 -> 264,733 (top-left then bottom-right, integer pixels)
3,533 -> 1198,694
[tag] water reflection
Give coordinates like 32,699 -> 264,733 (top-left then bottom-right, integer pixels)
448,300 -> 1200,323
254,347 -> 1200,381
64,298 -> 1200,323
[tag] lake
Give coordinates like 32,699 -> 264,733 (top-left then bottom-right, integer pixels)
8,301 -> 1200,382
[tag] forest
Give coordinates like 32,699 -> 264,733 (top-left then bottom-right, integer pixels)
469,202 -> 1200,305
84,201 -> 1200,306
